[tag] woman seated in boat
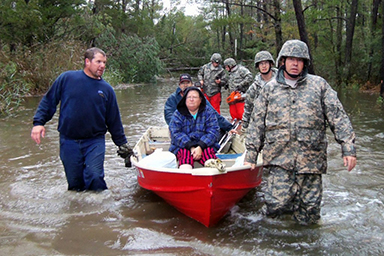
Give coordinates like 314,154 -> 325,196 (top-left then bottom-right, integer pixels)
169,86 -> 221,169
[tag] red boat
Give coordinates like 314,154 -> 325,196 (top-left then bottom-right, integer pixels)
131,126 -> 263,227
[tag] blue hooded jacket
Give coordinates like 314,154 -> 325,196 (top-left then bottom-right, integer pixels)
169,87 -> 220,155
164,87 -> 232,131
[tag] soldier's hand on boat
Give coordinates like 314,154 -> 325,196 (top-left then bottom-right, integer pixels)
343,156 -> 357,172
243,161 -> 256,170
31,125 -> 45,144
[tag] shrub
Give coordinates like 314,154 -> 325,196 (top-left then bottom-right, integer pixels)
96,27 -> 162,83
19,41 -> 85,94
0,49 -> 31,116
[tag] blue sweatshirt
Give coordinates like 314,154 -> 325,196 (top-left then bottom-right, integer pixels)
33,70 -> 127,146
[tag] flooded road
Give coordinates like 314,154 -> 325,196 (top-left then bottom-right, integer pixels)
0,78 -> 383,255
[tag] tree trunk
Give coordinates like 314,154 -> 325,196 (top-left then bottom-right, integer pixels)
367,0 -> 381,81
273,0 -> 283,57
344,0 -> 358,83
262,1 -> 268,39
221,6 -> 225,50
224,0 -> 235,56
335,3 -> 343,86
292,0 -> 315,74
239,1 -> 244,59
312,0 -> 318,49
381,1 -> 384,96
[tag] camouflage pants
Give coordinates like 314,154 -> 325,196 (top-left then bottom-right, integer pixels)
265,166 -> 322,225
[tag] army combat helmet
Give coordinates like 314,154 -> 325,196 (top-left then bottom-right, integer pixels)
223,58 -> 237,70
276,39 -> 310,67
210,53 -> 222,64
254,51 -> 275,68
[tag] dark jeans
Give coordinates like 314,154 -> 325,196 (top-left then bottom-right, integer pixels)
60,135 -> 107,191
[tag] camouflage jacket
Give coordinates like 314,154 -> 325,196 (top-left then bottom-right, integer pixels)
245,67 -> 356,174
242,68 -> 278,129
197,63 -> 227,97
227,65 -> 253,93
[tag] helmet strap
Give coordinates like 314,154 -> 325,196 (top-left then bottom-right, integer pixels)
227,65 -> 235,72
282,65 -> 300,79
260,66 -> 271,75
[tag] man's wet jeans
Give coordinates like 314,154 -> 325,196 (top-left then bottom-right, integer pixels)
60,135 -> 108,191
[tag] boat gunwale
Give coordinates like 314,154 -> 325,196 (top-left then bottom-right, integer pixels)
131,126 -> 263,176
132,158 -> 262,176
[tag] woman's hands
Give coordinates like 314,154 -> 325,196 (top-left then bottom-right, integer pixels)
191,146 -> 203,160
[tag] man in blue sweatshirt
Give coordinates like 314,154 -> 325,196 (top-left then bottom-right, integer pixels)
31,47 -> 132,192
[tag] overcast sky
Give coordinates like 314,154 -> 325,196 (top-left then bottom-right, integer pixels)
161,0 -> 201,16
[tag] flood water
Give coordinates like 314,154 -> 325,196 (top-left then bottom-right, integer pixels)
0,78 -> 383,255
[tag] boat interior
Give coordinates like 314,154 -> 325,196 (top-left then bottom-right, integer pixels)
132,126 -> 263,170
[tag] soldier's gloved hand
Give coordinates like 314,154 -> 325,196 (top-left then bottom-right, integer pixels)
117,144 -> 134,167
117,144 -> 133,159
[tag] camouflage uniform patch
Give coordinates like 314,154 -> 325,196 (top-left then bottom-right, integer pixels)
245,39 -> 356,224
245,68 -> 356,174
242,68 -> 278,130
265,166 -> 322,224
226,64 -> 253,93
197,63 -> 227,97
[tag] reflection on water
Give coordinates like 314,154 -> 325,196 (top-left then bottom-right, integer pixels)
0,79 -> 384,255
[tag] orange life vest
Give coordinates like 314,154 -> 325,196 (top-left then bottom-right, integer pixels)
226,91 -> 244,104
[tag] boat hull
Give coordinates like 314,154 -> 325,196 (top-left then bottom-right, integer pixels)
135,165 -> 263,227
131,126 -> 263,227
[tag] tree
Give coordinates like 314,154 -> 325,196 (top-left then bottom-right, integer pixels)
292,0 -> 315,74
367,0 -> 381,81
381,1 -> 384,87
96,27 -> 162,83
344,0 -> 358,83
154,11 -> 211,70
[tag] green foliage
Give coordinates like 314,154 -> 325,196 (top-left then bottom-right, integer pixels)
0,0 -> 86,47
36,0 -> 86,41
19,41 -> 85,93
0,51 -> 31,116
102,68 -> 124,86
377,96 -> 384,105
1,0 -> 384,115
350,81 -> 360,91
154,11 -> 211,70
96,27 -> 162,83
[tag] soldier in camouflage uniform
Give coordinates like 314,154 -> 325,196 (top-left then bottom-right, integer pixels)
245,40 -> 357,225
242,51 -> 278,133
223,58 -> 253,121
197,53 -> 227,114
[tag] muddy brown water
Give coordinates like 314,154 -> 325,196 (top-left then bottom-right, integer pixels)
0,78 -> 383,255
